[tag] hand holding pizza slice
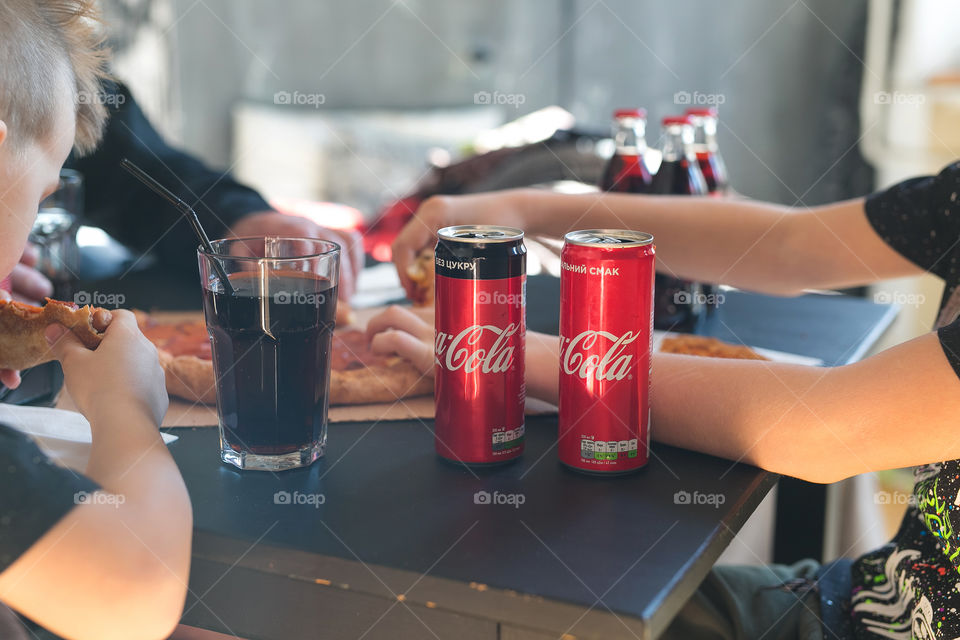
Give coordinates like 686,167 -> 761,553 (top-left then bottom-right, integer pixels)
405,248 -> 435,307
0,297 -> 113,377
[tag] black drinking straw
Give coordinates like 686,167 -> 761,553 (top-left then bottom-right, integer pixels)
120,159 -> 234,296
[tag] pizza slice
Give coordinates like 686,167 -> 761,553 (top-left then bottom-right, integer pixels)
137,312 -> 433,406
406,248 -> 435,307
659,335 -> 768,360
0,299 -> 112,370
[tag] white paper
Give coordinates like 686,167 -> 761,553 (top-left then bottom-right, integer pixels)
0,403 -> 177,473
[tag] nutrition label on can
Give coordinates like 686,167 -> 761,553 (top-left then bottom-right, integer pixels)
580,438 -> 639,461
492,425 -> 525,452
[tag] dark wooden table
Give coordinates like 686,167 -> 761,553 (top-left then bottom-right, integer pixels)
71,271 -> 895,640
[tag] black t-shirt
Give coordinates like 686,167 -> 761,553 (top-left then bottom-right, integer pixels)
851,161 -> 960,638
0,422 -> 99,638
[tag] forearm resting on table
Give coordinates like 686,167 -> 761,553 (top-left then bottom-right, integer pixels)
0,401 -> 191,640
509,190 -> 920,294
525,330 -> 960,483
652,332 -> 960,483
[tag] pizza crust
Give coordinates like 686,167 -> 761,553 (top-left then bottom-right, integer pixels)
329,358 -> 433,405
0,299 -> 111,370
158,350 -> 218,405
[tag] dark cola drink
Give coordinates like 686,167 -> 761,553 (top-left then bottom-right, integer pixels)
650,115 -> 709,331
204,273 -> 336,462
600,109 -> 652,193
686,107 -> 729,195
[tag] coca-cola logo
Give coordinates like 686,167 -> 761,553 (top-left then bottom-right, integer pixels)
560,330 -> 639,381
436,324 -> 520,373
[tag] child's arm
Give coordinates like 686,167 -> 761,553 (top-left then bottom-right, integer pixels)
366,307 -> 960,485
392,191 -> 923,297
0,311 -> 191,640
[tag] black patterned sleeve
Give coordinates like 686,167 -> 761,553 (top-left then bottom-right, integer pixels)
938,317 -> 960,380
865,161 -> 960,280
0,423 -> 100,573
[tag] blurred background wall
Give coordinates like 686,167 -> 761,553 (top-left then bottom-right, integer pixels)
106,0 -> 874,210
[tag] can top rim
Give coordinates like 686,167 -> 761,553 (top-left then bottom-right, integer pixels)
438,225 -> 524,243
564,229 -> 654,247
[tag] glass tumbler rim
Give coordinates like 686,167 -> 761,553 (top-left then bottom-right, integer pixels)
199,236 -> 342,262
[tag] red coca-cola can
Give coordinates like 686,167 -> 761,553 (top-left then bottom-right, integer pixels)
434,225 -> 526,465
558,230 -> 655,474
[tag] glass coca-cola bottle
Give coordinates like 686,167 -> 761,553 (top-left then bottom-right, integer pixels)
599,109 -> 652,193
650,115 -> 709,331
686,107 -> 728,195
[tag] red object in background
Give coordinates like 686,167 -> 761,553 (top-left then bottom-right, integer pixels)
362,196 -> 423,263
685,107 -> 729,195
270,198 -> 365,232
558,230 -> 655,475
434,225 -> 526,465
600,108 -> 652,193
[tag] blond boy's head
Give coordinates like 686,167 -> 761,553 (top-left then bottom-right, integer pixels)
0,0 -> 110,279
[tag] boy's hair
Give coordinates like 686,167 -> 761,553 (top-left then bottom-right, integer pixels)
0,0 -> 110,156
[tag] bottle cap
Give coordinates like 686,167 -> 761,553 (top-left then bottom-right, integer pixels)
613,108 -> 647,119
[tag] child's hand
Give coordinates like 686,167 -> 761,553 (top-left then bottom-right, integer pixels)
0,290 -> 20,389
45,309 -> 167,425
365,305 -> 435,376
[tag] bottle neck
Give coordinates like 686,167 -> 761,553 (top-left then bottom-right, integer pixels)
660,124 -> 695,162
613,117 -> 647,156
691,117 -> 719,152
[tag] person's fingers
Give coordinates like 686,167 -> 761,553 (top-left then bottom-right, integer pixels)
391,229 -> 421,297
0,369 -> 21,389
101,309 -> 140,337
20,243 -> 39,268
11,263 -> 53,302
370,329 -> 434,376
409,305 -> 435,324
365,305 -> 433,342
0,289 -> 11,302
44,323 -> 88,367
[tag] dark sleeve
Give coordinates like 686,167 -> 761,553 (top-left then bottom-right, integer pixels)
939,318 -> 960,381
68,82 -> 272,273
0,423 -> 100,573
864,161 -> 960,280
